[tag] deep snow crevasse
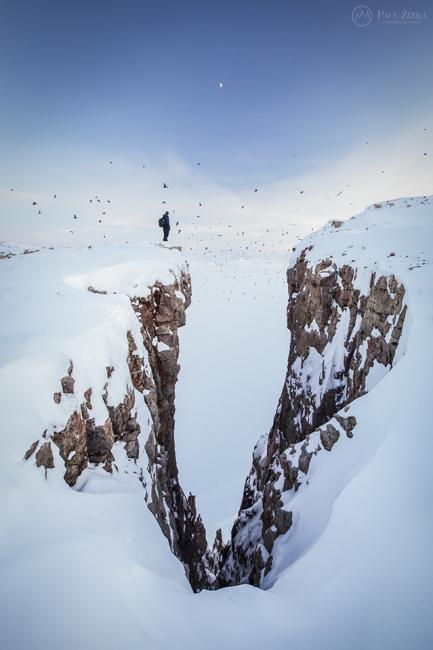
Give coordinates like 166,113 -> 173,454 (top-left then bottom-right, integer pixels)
25,243 -> 407,593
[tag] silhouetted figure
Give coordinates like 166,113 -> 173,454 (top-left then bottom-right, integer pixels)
159,210 -> 170,241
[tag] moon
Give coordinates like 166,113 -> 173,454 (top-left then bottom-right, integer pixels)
219,81 -> 223,88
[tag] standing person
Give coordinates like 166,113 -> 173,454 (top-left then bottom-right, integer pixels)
159,210 -> 170,242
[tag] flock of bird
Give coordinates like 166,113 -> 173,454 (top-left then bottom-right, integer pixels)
6,130 -> 430,271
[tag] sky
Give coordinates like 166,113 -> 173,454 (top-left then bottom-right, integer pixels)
0,0 -> 432,245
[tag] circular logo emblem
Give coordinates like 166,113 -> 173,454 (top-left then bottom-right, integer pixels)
352,5 -> 373,27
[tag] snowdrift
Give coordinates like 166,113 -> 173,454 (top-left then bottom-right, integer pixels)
1,197 -> 432,649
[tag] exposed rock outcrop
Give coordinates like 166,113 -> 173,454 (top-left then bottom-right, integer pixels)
130,275 -> 220,591
35,442 -> 54,477
219,251 -> 407,587
26,248 -> 407,594
27,268 -> 215,592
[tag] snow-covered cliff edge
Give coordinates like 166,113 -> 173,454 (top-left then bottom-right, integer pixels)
220,195 -> 431,589
0,242 -> 216,592
1,196 -> 432,649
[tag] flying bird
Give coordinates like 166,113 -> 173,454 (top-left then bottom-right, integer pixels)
163,183 -> 168,189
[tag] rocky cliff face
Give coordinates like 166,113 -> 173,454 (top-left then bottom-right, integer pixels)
219,249 -> 407,587
25,244 -> 407,593
25,268 -> 217,592
129,275 -> 220,591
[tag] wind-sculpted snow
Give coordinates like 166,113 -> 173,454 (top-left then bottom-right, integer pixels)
1,196 -> 433,650
0,241 -> 218,591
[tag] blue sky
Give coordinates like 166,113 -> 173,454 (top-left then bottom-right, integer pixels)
1,0 -> 432,243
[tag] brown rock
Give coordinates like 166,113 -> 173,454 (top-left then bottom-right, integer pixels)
52,411 -> 87,486
274,507 -> 292,535
86,418 -> 114,464
35,442 -> 54,476
84,388 -> 92,410
24,440 -> 38,460
298,443 -> 313,474
61,375 -> 75,394
320,423 -> 340,451
334,414 -> 357,438
223,253 -> 406,588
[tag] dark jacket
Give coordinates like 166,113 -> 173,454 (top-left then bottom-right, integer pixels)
162,213 -> 170,228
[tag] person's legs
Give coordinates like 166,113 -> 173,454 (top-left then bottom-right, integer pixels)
163,225 -> 169,241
